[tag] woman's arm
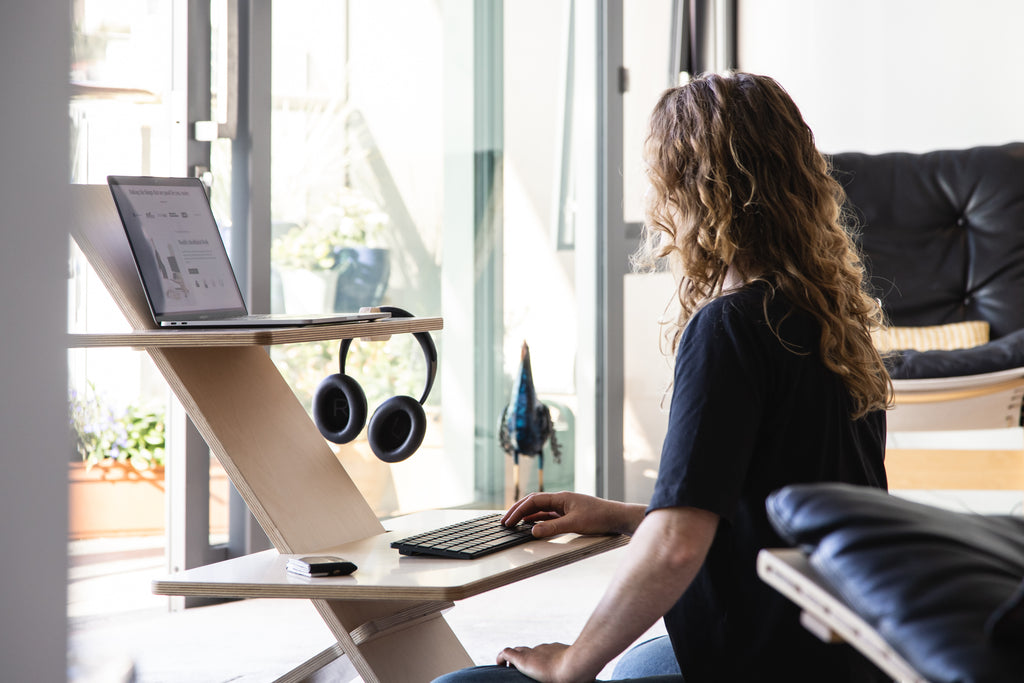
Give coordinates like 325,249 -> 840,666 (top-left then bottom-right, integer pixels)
497,505 -> 719,683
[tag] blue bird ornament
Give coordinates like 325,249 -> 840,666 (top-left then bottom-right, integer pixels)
500,341 -> 561,499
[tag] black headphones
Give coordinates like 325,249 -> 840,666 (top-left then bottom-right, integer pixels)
312,306 -> 437,463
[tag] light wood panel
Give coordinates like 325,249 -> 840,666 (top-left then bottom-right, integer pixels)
67,316 -> 444,349
70,184 -> 156,330
70,183 -> 385,552
757,549 -> 926,683
70,184 -> 461,680
885,448 -> 1024,491
151,510 -> 627,682
893,376 -> 1024,405
314,599 -> 473,683
887,369 -> 1024,491
152,509 -> 629,601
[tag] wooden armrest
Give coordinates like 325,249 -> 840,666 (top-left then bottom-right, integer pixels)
757,549 -> 928,683
887,369 -> 1024,433
894,375 -> 1024,405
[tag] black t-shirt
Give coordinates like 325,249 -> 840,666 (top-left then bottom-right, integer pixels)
647,282 -> 888,682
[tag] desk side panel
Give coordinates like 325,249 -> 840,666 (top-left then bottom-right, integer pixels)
152,345 -> 384,552
69,184 -> 156,330
315,598 -> 474,683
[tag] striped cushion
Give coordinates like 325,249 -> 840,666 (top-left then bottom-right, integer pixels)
873,321 -> 990,353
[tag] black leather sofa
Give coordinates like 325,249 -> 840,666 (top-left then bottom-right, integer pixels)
767,483 -> 1024,683
831,143 -> 1024,379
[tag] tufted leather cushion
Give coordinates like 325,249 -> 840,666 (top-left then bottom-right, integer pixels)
766,483 -> 1024,683
831,144 -> 1024,340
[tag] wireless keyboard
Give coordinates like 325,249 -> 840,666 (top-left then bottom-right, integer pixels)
390,513 -> 536,559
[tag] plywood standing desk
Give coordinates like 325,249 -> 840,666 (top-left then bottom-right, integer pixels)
69,184 -> 627,682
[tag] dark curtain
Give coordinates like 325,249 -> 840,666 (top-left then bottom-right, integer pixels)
670,0 -> 737,84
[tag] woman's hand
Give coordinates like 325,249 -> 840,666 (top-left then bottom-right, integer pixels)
502,491 -> 647,538
497,643 -> 596,683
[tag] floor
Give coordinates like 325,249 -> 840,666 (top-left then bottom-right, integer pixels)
68,535 -> 659,683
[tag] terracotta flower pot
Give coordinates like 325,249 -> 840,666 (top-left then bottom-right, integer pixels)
68,459 -> 230,540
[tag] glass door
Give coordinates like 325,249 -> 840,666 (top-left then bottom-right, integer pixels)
67,0 -> 191,622
67,0 -> 238,618
69,0 -> 615,559
621,0 -> 678,505
267,0 -> 602,512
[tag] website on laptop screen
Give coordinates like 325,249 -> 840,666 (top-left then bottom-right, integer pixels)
110,179 -> 247,318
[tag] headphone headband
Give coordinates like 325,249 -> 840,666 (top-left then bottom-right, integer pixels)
338,306 -> 437,405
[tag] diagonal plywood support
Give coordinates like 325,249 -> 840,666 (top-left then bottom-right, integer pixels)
314,598 -> 473,683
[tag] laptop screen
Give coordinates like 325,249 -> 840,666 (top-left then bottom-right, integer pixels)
108,176 -> 249,321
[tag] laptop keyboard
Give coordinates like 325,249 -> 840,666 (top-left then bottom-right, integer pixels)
390,513 -> 536,559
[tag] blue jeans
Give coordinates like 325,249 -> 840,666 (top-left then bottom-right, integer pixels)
432,635 -> 683,682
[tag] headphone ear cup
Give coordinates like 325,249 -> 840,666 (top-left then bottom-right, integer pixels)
366,395 -> 426,463
312,373 -> 368,444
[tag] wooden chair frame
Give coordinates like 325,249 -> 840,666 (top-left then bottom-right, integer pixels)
886,373 -> 1024,492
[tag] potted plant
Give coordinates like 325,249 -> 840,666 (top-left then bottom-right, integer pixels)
70,385 -> 166,473
271,189 -> 391,314
67,385 -> 168,539
269,187 -> 403,465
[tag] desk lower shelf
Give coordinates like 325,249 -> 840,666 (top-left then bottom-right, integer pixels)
154,509 -> 628,602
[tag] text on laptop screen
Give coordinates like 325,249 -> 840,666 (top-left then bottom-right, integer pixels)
110,179 -> 248,318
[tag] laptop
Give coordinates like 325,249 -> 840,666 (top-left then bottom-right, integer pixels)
107,175 -> 389,328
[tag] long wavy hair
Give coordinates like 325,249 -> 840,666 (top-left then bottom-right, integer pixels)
633,72 -> 890,418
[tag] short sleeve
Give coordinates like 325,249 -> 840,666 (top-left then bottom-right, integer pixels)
648,295 -> 769,520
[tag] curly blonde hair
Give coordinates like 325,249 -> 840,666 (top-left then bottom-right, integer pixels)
633,72 -> 890,419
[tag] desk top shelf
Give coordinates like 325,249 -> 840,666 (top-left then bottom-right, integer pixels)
67,316 -> 443,348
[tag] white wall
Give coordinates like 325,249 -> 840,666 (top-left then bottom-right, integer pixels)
0,3 -> 70,682
738,0 -> 1024,154
621,0 -> 1024,504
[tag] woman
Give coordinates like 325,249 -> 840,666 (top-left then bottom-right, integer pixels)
435,71 -> 891,683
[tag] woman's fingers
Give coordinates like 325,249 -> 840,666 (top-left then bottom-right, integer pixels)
501,492 -> 565,526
